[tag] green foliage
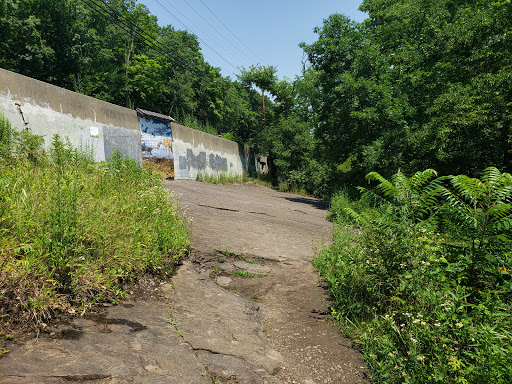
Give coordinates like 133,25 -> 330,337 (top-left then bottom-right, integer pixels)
317,168 -> 512,383
233,270 -> 264,278
440,167 -> 512,288
300,1 -> 512,185
360,169 -> 444,222
0,130 -> 190,330
0,113 -> 16,158
196,171 -> 247,185
239,65 -> 279,94
0,113 -> 45,164
179,114 -> 219,137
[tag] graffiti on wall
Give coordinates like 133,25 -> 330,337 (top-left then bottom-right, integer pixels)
178,149 -> 228,172
139,116 -> 173,159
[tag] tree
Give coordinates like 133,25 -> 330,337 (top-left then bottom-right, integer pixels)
301,14 -> 410,185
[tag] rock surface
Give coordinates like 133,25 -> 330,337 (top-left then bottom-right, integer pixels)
0,180 -> 369,384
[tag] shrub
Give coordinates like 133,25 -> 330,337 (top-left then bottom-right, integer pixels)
316,168 -> 512,383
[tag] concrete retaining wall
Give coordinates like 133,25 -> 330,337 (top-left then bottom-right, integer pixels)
171,122 -> 263,180
0,68 -> 142,164
0,68 -> 268,179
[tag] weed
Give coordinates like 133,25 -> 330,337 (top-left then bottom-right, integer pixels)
167,317 -> 177,325
244,259 -> 260,264
0,118 -> 190,335
216,250 -> 242,260
173,330 -> 182,336
233,270 -> 263,278
179,114 -> 219,137
245,173 -> 275,188
196,171 -> 246,185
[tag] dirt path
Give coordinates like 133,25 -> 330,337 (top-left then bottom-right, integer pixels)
0,181 -> 368,384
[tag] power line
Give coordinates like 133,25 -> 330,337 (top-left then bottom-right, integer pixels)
160,0 -> 249,69
77,0 -> 204,77
155,0 -> 242,73
179,0 -> 255,64
197,0 -> 264,64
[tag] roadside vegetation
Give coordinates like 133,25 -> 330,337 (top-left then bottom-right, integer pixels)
315,168 -> 512,383
0,114 -> 190,349
196,171 -> 273,189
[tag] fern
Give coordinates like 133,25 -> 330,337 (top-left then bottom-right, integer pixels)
363,169 -> 443,222
440,167 -> 512,286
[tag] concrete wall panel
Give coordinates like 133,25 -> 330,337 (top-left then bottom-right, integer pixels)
0,68 -> 141,164
171,122 -> 261,180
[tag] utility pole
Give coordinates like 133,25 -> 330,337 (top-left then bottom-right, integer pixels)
262,89 -> 266,134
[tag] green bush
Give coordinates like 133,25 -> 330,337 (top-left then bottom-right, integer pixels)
0,129 -> 190,330
316,168 -> 512,383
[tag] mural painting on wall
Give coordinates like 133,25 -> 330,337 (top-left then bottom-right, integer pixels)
139,116 -> 174,178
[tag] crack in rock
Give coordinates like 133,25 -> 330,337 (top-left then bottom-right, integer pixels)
197,203 -> 277,218
53,374 -> 112,382
171,260 -> 283,381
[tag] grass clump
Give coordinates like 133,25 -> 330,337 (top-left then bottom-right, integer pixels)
196,170 -> 275,189
0,115 -> 190,336
196,171 -> 248,185
315,168 -> 512,383
233,270 -> 264,278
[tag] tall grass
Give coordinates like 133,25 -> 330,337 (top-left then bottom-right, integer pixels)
316,169 -> 512,383
195,171 -> 275,189
196,171 -> 247,185
0,115 -> 190,339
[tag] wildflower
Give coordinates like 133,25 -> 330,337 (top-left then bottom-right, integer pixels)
416,355 -> 426,362
434,322 -> 441,327
411,338 -> 418,343
456,322 -> 463,328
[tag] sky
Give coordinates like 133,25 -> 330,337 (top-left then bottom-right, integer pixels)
140,0 -> 367,81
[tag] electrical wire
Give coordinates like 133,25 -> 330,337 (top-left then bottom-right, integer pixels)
159,0 -> 249,69
155,0 -> 242,73
87,0 -> 200,72
197,0 -> 264,64
77,0 -> 205,77
179,0 -> 255,64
